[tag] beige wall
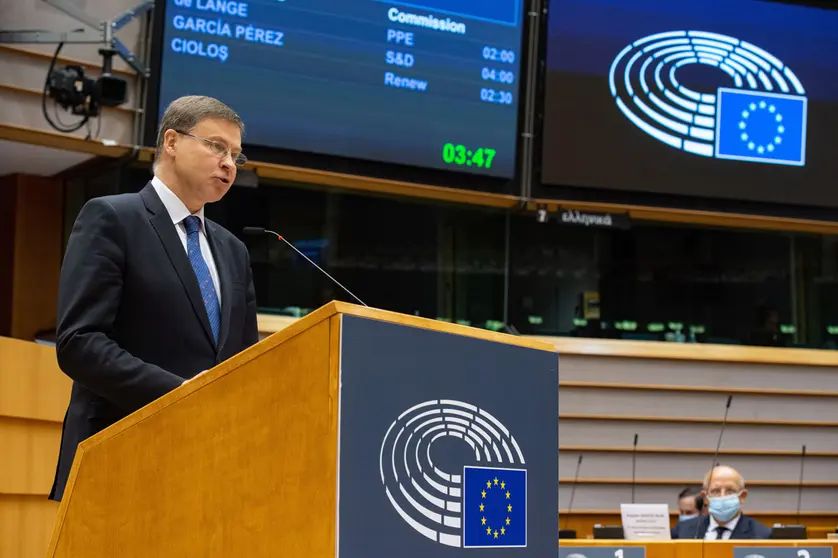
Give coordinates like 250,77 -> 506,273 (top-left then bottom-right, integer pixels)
0,336 -> 71,558
558,352 -> 838,513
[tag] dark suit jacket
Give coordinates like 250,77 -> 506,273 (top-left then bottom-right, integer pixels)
49,182 -> 259,501
672,514 -> 772,539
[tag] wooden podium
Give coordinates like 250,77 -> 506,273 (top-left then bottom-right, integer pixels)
46,302 -> 559,557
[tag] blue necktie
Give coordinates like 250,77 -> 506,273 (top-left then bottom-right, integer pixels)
183,216 -> 220,345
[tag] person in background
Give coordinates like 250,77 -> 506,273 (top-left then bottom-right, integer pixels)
671,465 -> 771,539
750,305 -> 786,347
677,487 -> 705,521
671,486 -> 705,538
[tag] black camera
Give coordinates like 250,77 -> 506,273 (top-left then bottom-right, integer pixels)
47,65 -> 94,114
47,48 -> 128,117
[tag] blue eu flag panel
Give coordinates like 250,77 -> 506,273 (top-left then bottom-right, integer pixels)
462,466 -> 526,548
715,88 -> 807,166
336,315 -> 558,557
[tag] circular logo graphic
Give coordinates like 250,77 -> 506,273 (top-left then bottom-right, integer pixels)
379,399 -> 526,548
609,30 -> 807,165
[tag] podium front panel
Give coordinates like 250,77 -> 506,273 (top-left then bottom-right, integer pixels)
337,315 -> 559,557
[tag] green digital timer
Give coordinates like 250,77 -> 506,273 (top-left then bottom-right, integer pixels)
441,143 -> 497,169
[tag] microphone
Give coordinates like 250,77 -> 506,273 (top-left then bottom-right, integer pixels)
562,455 -> 583,531
243,227 -> 368,308
796,444 -> 806,526
695,395 -> 733,541
631,433 -> 639,504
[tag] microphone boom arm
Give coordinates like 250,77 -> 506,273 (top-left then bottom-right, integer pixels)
263,229 -> 368,308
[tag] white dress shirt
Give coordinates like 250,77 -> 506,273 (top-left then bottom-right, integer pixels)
705,514 -> 740,540
151,176 -> 222,306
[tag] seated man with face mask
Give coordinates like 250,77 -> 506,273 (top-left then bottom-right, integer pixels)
677,487 -> 705,521
671,465 -> 771,539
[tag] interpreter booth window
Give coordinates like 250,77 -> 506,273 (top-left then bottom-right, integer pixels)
796,233 -> 838,350
215,181 -> 509,330
506,215 -> 796,348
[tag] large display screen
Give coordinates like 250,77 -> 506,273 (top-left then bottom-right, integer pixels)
151,0 -> 526,179
540,0 -> 838,207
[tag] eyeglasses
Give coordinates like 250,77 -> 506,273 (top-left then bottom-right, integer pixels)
175,130 -> 247,167
706,488 -> 741,498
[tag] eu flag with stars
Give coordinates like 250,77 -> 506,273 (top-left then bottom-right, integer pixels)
462,466 -> 526,548
715,88 -> 807,166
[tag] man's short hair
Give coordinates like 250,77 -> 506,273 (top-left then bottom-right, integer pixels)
154,95 -> 244,167
679,487 -> 699,499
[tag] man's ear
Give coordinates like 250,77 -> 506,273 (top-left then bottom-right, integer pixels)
739,488 -> 748,501
163,129 -> 179,157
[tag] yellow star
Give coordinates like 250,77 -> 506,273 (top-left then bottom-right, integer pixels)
506,490 -> 511,499
501,527 -> 506,535
482,517 -> 487,525
481,490 -> 486,498
493,477 -> 499,486
486,480 -> 492,489
479,503 -> 485,512
501,480 -> 506,489
494,530 -> 499,539
508,504 -> 513,512
486,526 -> 492,535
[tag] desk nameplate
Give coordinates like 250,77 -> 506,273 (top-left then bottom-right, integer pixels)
560,546 -> 647,558
734,547 -> 833,558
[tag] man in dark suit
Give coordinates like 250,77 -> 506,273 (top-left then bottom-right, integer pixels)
49,95 -> 259,501
672,465 -> 771,539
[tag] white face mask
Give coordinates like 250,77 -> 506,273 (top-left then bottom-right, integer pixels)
680,513 -> 699,521
709,493 -> 741,522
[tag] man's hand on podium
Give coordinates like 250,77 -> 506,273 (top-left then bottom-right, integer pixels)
183,370 -> 209,385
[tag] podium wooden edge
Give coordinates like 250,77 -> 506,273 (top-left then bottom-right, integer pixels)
546,336 -> 838,367
301,301 -> 557,353
46,301 -> 553,555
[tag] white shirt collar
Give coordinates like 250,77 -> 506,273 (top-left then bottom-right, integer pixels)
709,513 -> 741,535
151,175 -> 205,230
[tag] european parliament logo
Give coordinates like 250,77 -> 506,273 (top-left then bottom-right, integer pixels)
609,30 -> 807,166
379,399 -> 527,549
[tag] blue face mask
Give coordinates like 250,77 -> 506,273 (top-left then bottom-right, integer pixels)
709,493 -> 741,522
680,513 -> 699,521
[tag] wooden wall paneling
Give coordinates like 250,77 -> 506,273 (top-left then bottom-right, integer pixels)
0,337 -> 69,558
